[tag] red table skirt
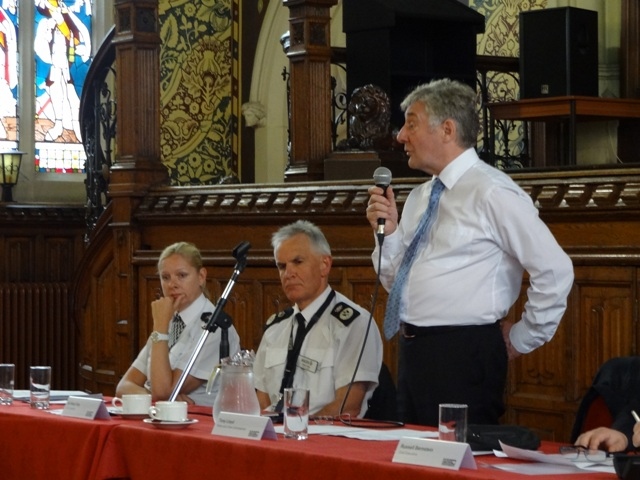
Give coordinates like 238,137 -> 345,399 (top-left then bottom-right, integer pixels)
0,402 -> 118,480
0,402 -> 616,480
94,412 -> 615,480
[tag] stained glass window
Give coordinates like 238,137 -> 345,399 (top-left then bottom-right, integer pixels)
34,0 -> 92,173
0,1 -> 18,151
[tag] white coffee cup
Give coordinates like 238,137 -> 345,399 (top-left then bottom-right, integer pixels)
148,401 -> 188,422
112,394 -> 152,415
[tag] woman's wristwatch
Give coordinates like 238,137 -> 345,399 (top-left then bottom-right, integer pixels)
150,331 -> 170,343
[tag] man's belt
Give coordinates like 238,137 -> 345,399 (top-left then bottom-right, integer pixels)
400,321 -> 500,338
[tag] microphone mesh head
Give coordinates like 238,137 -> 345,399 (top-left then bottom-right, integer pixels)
373,167 -> 392,186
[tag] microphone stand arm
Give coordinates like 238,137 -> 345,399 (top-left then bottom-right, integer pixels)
168,243 -> 249,402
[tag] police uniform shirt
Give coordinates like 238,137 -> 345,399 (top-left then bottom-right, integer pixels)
253,286 -> 383,416
132,293 -> 241,406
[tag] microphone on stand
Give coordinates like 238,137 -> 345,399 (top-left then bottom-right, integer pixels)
201,311 -> 233,360
169,241 -> 250,401
336,165 -> 402,425
373,167 -> 392,245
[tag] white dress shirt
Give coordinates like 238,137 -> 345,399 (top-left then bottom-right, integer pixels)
373,148 -> 574,354
132,293 -> 241,406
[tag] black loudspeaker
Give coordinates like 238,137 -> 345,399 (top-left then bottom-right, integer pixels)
343,0 -> 484,128
520,7 -> 598,99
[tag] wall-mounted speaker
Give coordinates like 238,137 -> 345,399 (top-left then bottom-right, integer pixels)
519,7 -> 598,99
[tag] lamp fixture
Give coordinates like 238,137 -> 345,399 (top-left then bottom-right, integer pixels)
0,149 -> 25,202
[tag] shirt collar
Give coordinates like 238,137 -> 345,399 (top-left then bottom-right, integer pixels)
294,285 -> 332,321
437,148 -> 479,189
177,293 -> 207,326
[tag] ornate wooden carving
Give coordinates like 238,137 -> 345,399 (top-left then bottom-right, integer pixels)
337,84 -> 393,151
129,168 -> 640,223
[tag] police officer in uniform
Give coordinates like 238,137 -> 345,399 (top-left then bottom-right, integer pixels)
253,220 -> 383,418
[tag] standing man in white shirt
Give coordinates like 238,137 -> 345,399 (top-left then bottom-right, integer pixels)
366,78 -> 574,426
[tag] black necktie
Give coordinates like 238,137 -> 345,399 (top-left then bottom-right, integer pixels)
285,313 -> 307,387
169,314 -> 185,349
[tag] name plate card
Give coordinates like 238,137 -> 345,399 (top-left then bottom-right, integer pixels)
393,437 -> 477,471
212,412 -> 277,441
61,396 -> 111,420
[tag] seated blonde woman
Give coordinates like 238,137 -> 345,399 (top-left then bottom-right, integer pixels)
116,242 -> 240,405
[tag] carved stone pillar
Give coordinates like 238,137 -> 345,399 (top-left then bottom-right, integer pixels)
282,0 -> 337,182
110,0 -> 168,369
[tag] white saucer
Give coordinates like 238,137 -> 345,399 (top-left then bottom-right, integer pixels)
143,418 -> 199,429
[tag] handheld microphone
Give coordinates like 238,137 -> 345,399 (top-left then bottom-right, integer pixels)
372,167 -> 392,242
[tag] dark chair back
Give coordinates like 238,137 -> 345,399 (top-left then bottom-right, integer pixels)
364,363 -> 398,421
570,356 -> 640,442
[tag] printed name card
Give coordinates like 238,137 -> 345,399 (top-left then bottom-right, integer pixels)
61,396 -> 111,420
212,412 -> 277,441
392,437 -> 477,471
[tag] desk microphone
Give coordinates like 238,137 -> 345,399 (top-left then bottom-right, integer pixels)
373,167 -> 392,243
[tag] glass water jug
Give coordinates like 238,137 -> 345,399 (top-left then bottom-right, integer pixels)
208,352 -> 260,422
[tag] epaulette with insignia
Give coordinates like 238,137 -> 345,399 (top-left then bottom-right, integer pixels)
264,307 -> 294,331
330,302 -> 360,326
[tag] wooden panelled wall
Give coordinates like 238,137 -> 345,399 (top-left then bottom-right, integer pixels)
0,205 -> 86,389
66,168 -> 640,443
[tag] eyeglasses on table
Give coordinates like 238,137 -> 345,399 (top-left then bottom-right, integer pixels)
310,414 -> 404,428
559,445 -> 610,462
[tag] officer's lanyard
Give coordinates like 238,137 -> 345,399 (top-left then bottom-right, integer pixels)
275,289 -> 336,410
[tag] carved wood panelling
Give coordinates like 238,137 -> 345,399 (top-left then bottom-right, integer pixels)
504,265 -> 638,441
506,286 -> 569,403
573,267 -> 637,391
135,169 -> 640,225
76,233 -> 120,394
77,260 -> 119,393
3,238 -> 33,282
0,205 -> 85,283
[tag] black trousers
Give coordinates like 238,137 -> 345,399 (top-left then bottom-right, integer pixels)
397,322 -> 507,426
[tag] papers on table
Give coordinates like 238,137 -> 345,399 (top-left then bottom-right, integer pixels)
491,442 -> 616,475
273,424 -> 438,441
12,390 -> 89,405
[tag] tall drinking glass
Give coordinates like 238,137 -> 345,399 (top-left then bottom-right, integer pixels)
0,364 -> 15,405
30,366 -> 52,409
